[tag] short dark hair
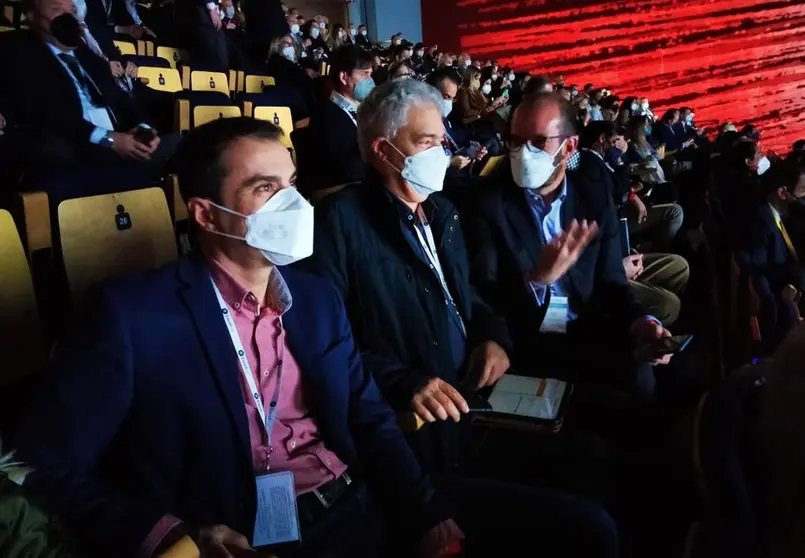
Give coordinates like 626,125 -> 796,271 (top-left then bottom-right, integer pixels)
580,120 -> 617,148
329,45 -> 373,85
780,151 -> 805,191
515,92 -> 579,137
793,139 -> 805,152
427,67 -> 461,89
173,117 -> 283,205
661,108 -> 679,123
522,74 -> 552,96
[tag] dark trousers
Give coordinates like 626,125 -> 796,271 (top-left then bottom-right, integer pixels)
187,25 -> 229,72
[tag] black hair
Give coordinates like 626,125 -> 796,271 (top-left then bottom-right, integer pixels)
427,67 -> 461,89
522,74 -> 552,96
580,120 -> 617,149
728,139 -> 758,169
173,117 -> 283,205
329,44 -> 373,85
793,139 -> 805,152
661,108 -> 679,123
516,92 -> 579,137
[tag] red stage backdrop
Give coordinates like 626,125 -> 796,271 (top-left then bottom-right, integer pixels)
421,0 -> 805,152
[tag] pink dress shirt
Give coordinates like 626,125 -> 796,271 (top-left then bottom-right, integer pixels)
140,260 -> 347,557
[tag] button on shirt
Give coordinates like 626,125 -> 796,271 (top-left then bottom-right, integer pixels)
209,259 -> 348,494
44,42 -> 114,144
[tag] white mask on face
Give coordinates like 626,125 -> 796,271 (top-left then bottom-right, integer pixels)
758,156 -> 771,176
685,113 -> 694,124
394,38 -> 401,45
507,72 -> 515,82
631,102 -> 639,111
386,141 -> 449,198
338,30 -> 345,38
491,73 -> 498,81
480,83 -> 492,95
209,188 -> 315,266
310,27 -> 320,38
290,23 -> 300,34
224,5 -> 235,18
360,29 -> 367,36
319,21 -> 326,29
464,58 -> 472,67
281,45 -> 296,61
641,101 -> 649,110
510,139 -> 568,190
439,98 -> 453,118
350,27 -> 356,36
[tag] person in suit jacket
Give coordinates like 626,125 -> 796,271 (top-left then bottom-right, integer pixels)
0,0 -> 177,186
355,24 -> 369,47
739,154 -> 805,351
175,0 -> 228,71
12,117 -> 471,558
303,80 -> 618,557
305,45 -> 374,195
467,93 -> 675,401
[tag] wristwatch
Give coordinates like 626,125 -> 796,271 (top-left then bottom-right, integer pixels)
99,132 -> 115,148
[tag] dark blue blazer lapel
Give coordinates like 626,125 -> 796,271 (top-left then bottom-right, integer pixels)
504,182 -> 542,272
560,175 -> 581,297
176,256 -> 252,460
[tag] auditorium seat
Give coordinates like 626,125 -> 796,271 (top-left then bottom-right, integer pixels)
57,187 -> 177,304
138,38 -> 155,56
189,70 -> 229,96
0,209 -> 46,385
156,46 -> 188,69
244,74 -> 276,93
193,105 -> 242,128
158,536 -> 200,558
114,39 -> 137,57
251,106 -> 294,150
480,154 -> 506,177
0,25 -> 12,32
13,191 -> 51,259
139,66 -> 183,93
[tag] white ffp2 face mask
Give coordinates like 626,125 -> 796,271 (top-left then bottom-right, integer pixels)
758,155 -> 771,176
210,187 -> 314,266
439,98 -> 453,119
386,141 -> 449,198
310,27 -> 320,38
281,45 -> 296,61
481,84 -> 492,95
510,139 -> 567,190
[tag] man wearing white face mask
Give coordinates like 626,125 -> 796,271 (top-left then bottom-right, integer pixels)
13,117 -> 467,558
305,78 -> 619,558
468,92 -> 675,402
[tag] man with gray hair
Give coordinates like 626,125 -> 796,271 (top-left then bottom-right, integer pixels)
304,78 -> 619,558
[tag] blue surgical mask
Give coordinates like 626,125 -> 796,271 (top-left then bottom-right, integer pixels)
354,77 -> 375,102
644,125 -> 653,136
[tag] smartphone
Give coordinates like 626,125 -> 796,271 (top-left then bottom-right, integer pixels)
650,334 -> 693,357
467,141 -> 481,159
133,125 -> 156,144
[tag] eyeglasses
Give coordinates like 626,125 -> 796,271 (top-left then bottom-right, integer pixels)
504,133 -> 566,153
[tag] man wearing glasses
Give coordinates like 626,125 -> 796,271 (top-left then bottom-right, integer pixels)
466,92 -> 674,404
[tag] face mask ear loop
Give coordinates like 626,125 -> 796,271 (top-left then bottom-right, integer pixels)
381,139 -> 406,175
206,201 -> 248,241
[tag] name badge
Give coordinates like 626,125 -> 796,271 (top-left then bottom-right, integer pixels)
539,296 -> 569,334
252,471 -> 301,548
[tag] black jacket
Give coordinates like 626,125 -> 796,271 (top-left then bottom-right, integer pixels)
302,177 -> 512,410
466,161 -> 643,361
85,0 -> 133,61
0,30 -> 148,162
306,98 -> 366,190
739,204 -> 805,293
576,148 -> 630,206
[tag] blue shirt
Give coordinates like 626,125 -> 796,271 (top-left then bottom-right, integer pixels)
45,41 -> 112,144
525,178 -> 571,309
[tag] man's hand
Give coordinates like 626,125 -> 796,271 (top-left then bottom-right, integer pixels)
124,61 -> 138,78
411,378 -> 469,423
198,525 -> 254,558
467,341 -> 510,389
141,25 -> 157,38
631,195 -> 648,224
235,11 -> 246,26
632,318 -> 673,365
209,8 -> 223,29
528,219 -> 599,285
420,518 -> 465,558
109,60 -> 125,77
450,155 -> 471,169
225,20 -> 237,29
614,137 -> 628,154
623,253 -> 643,280
118,24 -> 145,38
474,145 -> 488,160
110,132 -> 158,161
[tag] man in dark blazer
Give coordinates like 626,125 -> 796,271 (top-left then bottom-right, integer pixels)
175,0 -> 228,71
303,80 -> 618,557
467,93 -> 674,400
304,45 -> 373,196
739,154 -> 805,351
13,117 -> 465,558
0,0 -> 177,195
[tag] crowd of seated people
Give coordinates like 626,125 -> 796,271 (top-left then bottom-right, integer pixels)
1,1 -> 805,556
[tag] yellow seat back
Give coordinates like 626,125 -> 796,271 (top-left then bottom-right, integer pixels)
193,106 -> 242,128
253,106 -> 293,149
480,154 -> 506,177
0,210 -> 46,384
244,75 -> 275,93
190,71 -> 229,96
157,536 -> 200,558
58,188 -> 177,304
0,26 -> 14,32
156,46 -> 187,69
138,67 -> 183,93
114,40 -> 137,56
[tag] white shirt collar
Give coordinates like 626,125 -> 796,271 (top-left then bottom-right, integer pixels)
45,40 -> 73,58
769,203 -> 783,224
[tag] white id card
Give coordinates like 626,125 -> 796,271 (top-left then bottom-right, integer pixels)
539,296 -> 569,334
252,471 -> 301,547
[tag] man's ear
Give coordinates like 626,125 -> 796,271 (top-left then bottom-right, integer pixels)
339,70 -> 349,88
187,198 -> 218,233
372,137 -> 390,164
